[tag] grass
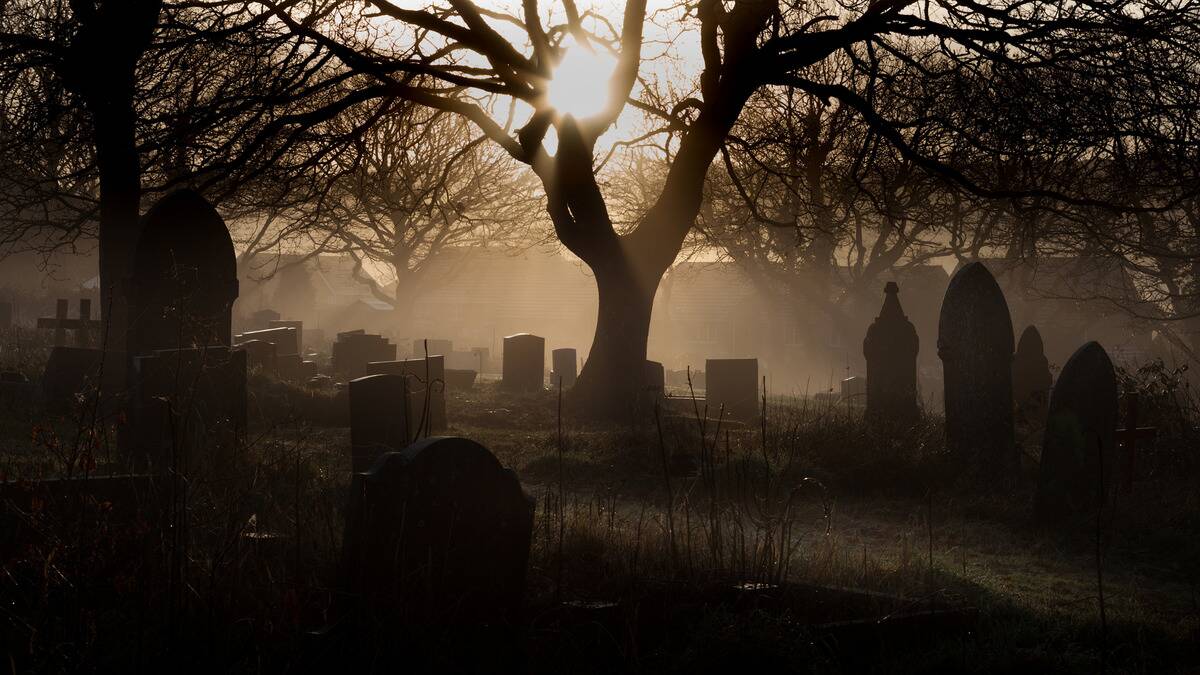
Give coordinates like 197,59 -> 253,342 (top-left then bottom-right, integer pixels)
1,355 -> 1198,673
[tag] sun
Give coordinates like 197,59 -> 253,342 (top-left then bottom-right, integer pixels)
546,39 -> 618,120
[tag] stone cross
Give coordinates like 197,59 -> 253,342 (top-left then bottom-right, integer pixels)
37,299 -> 101,347
938,262 -> 1016,480
1115,392 -> 1156,494
863,281 -> 920,427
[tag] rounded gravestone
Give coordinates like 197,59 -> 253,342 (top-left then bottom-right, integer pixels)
1034,342 -> 1118,524
937,262 -> 1016,479
129,190 -> 238,356
340,436 -> 534,624
1012,325 -> 1052,437
863,281 -> 920,428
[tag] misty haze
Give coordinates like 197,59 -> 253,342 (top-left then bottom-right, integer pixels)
0,1 -> 1197,673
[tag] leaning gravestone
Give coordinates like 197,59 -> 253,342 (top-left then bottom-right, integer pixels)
340,436 -> 535,624
366,356 -> 446,433
863,282 -> 920,427
938,262 -> 1015,479
1034,342 -> 1118,524
348,374 -> 411,473
128,189 -> 238,357
706,358 -> 758,422
552,348 -> 577,389
503,333 -> 545,392
1012,325 -> 1053,436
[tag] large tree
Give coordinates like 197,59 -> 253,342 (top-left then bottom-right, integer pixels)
257,0 -> 1200,417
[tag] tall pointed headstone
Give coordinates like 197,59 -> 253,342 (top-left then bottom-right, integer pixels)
937,262 -> 1015,479
1034,342 -> 1118,524
863,282 -> 920,427
1013,325 -> 1053,437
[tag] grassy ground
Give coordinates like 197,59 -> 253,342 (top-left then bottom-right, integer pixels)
2,365 -> 1198,673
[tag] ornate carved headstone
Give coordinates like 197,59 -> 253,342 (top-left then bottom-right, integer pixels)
1034,342 -> 1118,524
863,282 -> 920,427
128,190 -> 238,357
503,333 -> 544,392
1012,325 -> 1053,437
937,262 -> 1015,478
348,374 -> 411,473
340,437 -> 534,624
706,358 -> 758,422
552,348 -> 577,389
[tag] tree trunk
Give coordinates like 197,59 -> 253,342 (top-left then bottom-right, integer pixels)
92,99 -> 142,363
570,253 -> 662,420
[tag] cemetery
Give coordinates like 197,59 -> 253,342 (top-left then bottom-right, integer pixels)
1,3 -> 1200,673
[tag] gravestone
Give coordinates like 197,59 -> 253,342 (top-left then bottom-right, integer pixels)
42,346 -> 105,410
237,327 -> 299,357
552,348 -> 577,389
706,358 -> 758,422
249,308 -> 281,330
128,189 -> 238,356
445,369 -> 477,390
863,282 -> 920,427
413,338 -> 453,358
234,339 -> 277,373
471,347 -> 492,373
503,333 -> 544,392
268,319 -> 304,352
348,374 -> 411,473
446,350 -> 480,371
1012,325 -> 1053,436
841,376 -> 866,402
366,356 -> 446,433
1034,342 -> 1118,524
340,436 -> 534,624
332,330 -> 397,380
133,346 -> 247,471
645,360 -> 665,396
937,262 -> 1015,478
1116,393 -> 1156,494
37,299 -> 100,347
0,300 -> 11,328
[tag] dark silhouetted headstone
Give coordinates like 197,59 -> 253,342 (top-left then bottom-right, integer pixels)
340,436 -> 534,624
235,339 -> 277,373
268,319 -> 304,352
41,346 -> 105,410
863,282 -> 920,427
133,346 -> 247,471
841,376 -> 866,401
237,327 -> 299,356
938,262 -> 1015,478
503,333 -> 544,392
332,330 -> 397,380
645,360 -> 665,396
1035,342 -> 1118,523
366,356 -> 446,433
349,374 -> 411,473
706,358 -> 758,422
445,369 -> 477,390
128,190 -> 238,356
1116,393 -> 1156,494
1012,325 -> 1052,436
552,348 -> 577,388
249,308 -> 281,330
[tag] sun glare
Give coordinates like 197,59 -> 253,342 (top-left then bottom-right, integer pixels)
547,40 -> 618,120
